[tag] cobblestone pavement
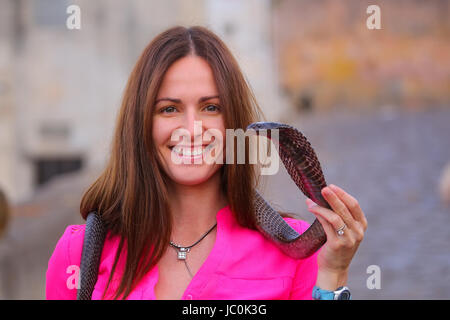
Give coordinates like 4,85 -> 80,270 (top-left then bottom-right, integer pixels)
1,108 -> 449,299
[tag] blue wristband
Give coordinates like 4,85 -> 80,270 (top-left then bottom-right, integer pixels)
312,285 -> 335,300
312,285 -> 352,300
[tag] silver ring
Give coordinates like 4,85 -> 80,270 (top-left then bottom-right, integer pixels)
336,224 -> 346,236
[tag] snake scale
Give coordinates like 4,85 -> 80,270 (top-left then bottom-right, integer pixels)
77,122 -> 329,299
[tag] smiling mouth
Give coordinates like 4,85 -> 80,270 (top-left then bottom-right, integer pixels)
169,143 -> 215,158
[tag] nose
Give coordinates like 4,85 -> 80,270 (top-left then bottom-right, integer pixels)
182,107 -> 203,145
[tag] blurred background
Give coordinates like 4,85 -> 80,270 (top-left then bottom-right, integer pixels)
0,0 -> 449,299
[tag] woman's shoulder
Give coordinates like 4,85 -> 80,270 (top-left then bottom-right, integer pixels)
53,224 -> 86,265
48,223 -> 119,270
46,223 -> 121,300
63,224 -> 86,239
46,224 -> 86,299
57,224 -> 86,241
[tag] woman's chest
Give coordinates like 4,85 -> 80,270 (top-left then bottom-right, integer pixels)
154,240 -> 215,299
91,214 -> 307,300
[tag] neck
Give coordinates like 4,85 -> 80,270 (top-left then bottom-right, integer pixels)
168,171 -> 227,245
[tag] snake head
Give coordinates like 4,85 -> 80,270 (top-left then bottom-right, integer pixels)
247,122 -> 293,132
247,122 -> 299,145
247,122 -> 295,141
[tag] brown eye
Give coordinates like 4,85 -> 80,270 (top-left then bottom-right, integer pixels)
161,106 -> 177,113
203,104 -> 220,112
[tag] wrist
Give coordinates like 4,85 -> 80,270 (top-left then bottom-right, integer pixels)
312,285 -> 352,300
315,268 -> 348,291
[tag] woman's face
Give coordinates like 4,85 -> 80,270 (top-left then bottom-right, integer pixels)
152,55 -> 225,186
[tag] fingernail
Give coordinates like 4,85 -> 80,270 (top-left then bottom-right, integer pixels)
306,198 -> 317,209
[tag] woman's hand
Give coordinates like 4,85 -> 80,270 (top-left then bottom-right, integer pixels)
306,184 -> 367,290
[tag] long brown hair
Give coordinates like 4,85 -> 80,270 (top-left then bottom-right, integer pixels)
80,26 -> 263,299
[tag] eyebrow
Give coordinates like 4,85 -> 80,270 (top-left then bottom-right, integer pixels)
155,95 -> 220,104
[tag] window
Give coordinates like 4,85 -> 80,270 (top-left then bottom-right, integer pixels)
34,157 -> 83,186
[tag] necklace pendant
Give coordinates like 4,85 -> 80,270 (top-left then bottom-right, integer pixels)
177,247 -> 190,260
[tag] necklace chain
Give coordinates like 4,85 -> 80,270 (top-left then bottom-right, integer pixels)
169,223 -> 217,261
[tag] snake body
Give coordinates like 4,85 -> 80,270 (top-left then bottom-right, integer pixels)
77,122 -> 329,299
77,211 -> 106,300
248,122 -> 328,259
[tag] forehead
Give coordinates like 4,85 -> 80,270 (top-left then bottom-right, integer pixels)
157,56 -> 219,99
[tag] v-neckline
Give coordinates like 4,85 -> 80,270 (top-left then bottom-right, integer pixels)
152,205 -> 231,300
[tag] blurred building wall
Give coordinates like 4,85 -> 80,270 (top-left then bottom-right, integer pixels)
0,0 -> 33,204
206,0 -> 289,122
273,0 -> 450,112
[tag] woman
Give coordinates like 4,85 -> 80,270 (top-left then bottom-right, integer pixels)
46,26 -> 367,300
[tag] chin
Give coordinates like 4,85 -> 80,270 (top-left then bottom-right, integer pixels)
159,146 -> 224,187
165,164 -> 222,187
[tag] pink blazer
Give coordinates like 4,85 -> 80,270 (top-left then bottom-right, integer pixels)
46,205 -> 318,300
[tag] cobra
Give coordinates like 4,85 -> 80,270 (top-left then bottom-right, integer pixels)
77,122 -> 329,299
248,122 -> 328,259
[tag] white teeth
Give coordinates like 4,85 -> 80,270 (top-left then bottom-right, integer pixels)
192,148 -> 202,156
172,145 -> 213,157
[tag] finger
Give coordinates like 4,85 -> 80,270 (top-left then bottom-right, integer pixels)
306,199 -> 339,241
328,184 -> 367,230
307,199 -> 356,249
306,198 -> 346,236
321,186 -> 356,230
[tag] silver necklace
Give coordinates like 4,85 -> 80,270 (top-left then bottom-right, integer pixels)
169,223 -> 217,260
169,223 -> 217,278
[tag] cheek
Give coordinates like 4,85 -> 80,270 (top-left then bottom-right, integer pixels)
206,118 -> 226,141
152,118 -> 173,147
